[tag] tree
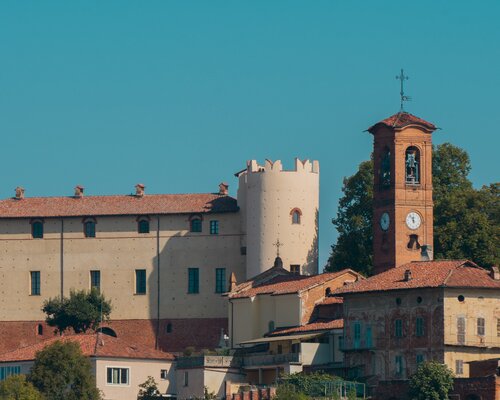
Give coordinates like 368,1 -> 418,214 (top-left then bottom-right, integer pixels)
42,288 -> 112,334
278,372 -> 341,398
138,376 -> 160,399
28,340 -> 101,400
408,361 -> 454,400
0,374 -> 44,400
326,143 -> 500,274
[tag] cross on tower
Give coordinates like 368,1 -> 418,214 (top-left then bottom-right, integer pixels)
396,68 -> 411,111
272,238 -> 284,257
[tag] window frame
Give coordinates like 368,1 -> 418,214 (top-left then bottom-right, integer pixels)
83,218 -> 96,238
290,265 -> 301,275
457,316 -> 466,345
415,316 -> 425,337
353,321 -> 361,349
90,270 -> 101,292
394,319 -> 403,338
209,220 -> 219,235
0,366 -> 21,381
189,215 -> 202,233
188,268 -> 199,294
137,217 -> 150,234
106,367 -> 130,386
31,219 -> 44,239
477,317 -> 485,336
135,269 -> 147,295
30,271 -> 41,296
455,359 -> 464,375
290,208 -> 302,225
215,268 -> 226,293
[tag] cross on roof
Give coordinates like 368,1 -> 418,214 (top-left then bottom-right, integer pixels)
272,238 -> 284,257
396,68 -> 412,111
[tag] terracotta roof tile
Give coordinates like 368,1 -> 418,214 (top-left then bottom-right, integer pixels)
269,319 -> 344,336
229,269 -> 360,299
0,193 -> 237,218
367,112 -> 437,134
335,260 -> 500,295
0,334 -> 174,362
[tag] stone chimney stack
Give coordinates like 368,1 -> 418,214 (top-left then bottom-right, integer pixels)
491,266 -> 500,281
228,272 -> 237,292
74,185 -> 84,198
218,182 -> 229,196
15,187 -> 24,200
135,184 -> 145,197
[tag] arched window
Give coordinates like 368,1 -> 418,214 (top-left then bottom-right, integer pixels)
138,217 -> 150,234
31,220 -> 44,239
290,208 -> 302,225
405,146 -> 420,184
325,287 -> 332,297
189,215 -> 202,233
36,324 -> 43,336
83,218 -> 96,238
380,147 -> 391,187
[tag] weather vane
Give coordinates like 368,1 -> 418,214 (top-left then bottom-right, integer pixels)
272,238 -> 284,257
396,68 -> 411,111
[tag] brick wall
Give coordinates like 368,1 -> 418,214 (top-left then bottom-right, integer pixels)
231,388 -> 276,400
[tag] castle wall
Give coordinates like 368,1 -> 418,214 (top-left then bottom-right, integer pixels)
237,159 -> 319,279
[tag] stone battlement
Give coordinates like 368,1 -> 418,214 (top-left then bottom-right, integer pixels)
245,158 -> 319,174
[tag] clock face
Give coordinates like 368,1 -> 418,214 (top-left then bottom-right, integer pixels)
406,212 -> 422,230
380,212 -> 390,231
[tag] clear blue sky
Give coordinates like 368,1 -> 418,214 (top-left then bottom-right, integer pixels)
0,1 -> 498,268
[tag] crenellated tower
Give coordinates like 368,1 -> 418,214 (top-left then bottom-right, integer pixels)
368,112 -> 436,274
237,158 -> 319,279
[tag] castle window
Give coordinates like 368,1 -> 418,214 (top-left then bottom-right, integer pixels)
31,220 -> 44,239
30,271 -> 40,296
353,321 -> 361,348
395,355 -> 403,376
457,316 -> 466,345
135,269 -> 146,295
215,268 -> 226,293
160,369 -> 168,380
290,265 -> 300,275
477,317 -> 485,336
210,220 -> 219,235
325,287 -> 332,297
416,317 -> 425,337
138,218 -> 150,234
405,146 -> 420,184
37,324 -> 43,336
83,218 -> 96,238
394,319 -> 403,338
366,325 -> 372,348
416,354 -> 424,365
380,147 -> 391,188
166,323 -> 172,333
290,208 -> 302,224
90,270 -> 100,292
188,268 -> 199,294
189,216 -> 202,233
456,359 -> 464,375
407,234 -> 421,250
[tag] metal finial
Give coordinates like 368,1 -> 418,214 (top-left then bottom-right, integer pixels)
396,68 -> 412,111
272,238 -> 284,257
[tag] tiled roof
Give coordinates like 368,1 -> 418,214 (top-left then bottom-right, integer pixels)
0,193 -> 238,218
229,269 -> 360,299
269,319 -> 344,336
367,112 -> 437,134
0,334 -> 175,362
319,296 -> 344,305
335,260 -> 500,295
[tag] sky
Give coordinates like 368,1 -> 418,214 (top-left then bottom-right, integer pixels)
0,1 -> 499,268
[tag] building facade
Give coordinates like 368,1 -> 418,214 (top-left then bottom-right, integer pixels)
0,158 -> 319,355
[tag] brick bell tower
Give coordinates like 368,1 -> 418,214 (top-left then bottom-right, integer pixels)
368,112 -> 437,275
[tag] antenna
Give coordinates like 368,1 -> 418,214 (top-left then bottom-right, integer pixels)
396,68 -> 411,111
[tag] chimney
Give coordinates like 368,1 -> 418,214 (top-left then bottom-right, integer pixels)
420,245 -> 433,261
135,184 -> 145,197
14,187 -> 24,200
491,266 -> 500,281
74,185 -> 84,198
404,269 -> 412,281
218,182 -> 229,196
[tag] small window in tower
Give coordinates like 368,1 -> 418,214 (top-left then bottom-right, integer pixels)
405,146 -> 421,184
380,147 -> 391,188
290,208 -> 302,224
83,218 -> 96,238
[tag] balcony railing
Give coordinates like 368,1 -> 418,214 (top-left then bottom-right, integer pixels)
176,355 -> 242,369
445,334 -> 500,348
243,352 -> 301,367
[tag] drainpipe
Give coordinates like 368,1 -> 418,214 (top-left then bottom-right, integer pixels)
155,215 -> 161,350
60,218 -> 64,298
229,299 -> 234,348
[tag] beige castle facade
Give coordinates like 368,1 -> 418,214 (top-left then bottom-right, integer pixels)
0,158 -> 319,354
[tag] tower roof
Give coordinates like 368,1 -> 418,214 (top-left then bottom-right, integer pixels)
367,112 -> 437,134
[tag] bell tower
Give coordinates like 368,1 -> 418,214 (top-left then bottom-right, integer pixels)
368,112 -> 437,274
